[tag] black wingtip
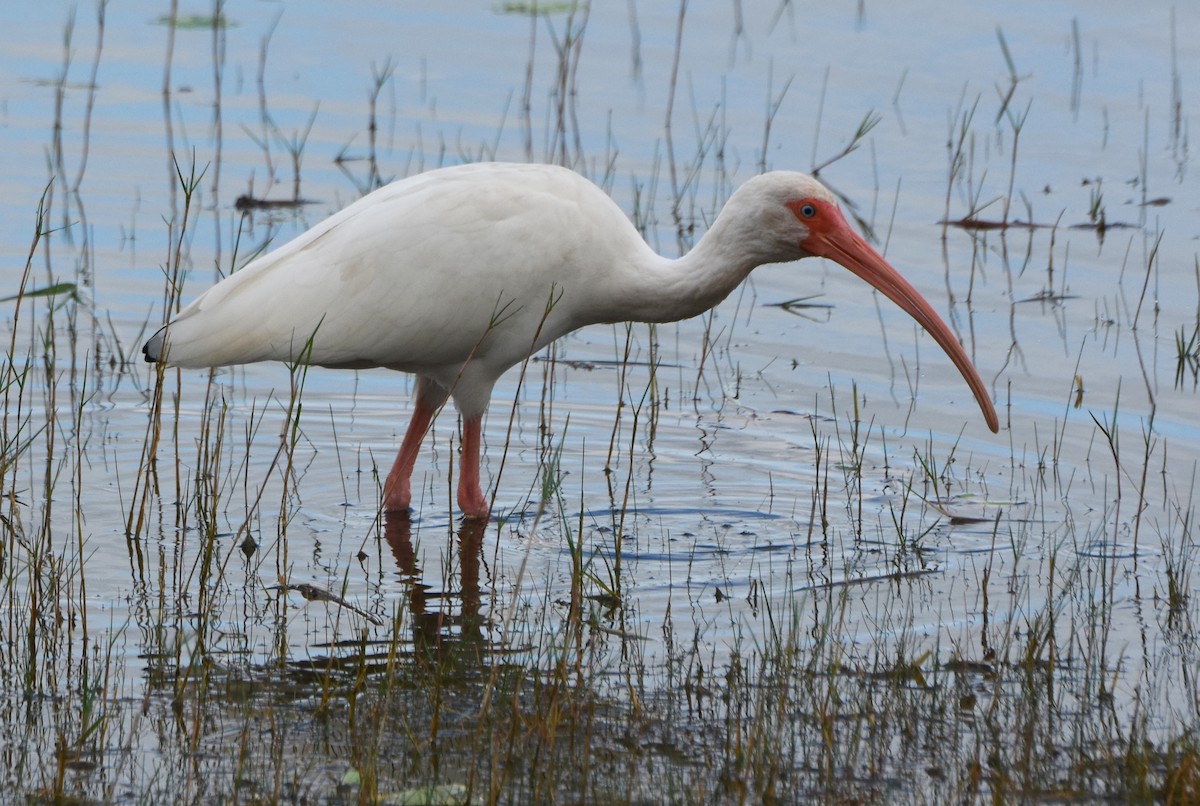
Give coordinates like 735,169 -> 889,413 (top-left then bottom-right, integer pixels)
143,328 -> 165,363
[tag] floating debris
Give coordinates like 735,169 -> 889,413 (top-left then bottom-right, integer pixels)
940,217 -> 1044,231
271,581 -> 384,626
235,195 -> 318,211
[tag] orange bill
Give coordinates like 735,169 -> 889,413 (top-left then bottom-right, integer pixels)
800,200 -> 1000,433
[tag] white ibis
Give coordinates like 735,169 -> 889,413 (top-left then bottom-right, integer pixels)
144,162 -> 999,517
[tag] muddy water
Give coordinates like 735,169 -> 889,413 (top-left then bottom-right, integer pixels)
3,0 -> 1199,764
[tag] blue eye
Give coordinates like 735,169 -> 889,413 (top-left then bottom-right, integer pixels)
799,203 -> 816,218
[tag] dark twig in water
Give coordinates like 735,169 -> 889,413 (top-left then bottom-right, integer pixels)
271,582 -> 384,626
234,195 -> 318,211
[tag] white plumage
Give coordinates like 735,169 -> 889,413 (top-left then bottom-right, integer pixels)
145,162 -> 998,517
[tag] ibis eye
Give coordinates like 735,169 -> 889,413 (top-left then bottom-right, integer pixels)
799,203 -> 816,218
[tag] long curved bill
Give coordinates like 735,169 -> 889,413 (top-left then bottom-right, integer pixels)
808,207 -> 1000,433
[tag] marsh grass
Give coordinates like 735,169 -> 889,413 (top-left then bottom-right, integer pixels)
5,227 -> 1200,801
4,3 -> 1200,804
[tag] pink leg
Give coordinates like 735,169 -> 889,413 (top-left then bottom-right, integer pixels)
456,415 -> 489,518
382,380 -> 445,513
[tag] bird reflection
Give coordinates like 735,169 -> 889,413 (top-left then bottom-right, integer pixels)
382,510 -> 488,659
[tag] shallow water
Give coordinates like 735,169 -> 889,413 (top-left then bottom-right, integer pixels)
3,0 -> 1199,799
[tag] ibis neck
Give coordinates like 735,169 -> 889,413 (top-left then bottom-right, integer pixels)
616,217 -> 771,324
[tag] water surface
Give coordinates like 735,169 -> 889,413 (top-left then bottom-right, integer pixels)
3,1 -> 1198,800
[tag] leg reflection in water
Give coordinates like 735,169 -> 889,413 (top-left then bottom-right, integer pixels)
382,510 -> 488,658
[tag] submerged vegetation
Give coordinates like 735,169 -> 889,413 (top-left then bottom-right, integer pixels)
2,1 -> 1199,803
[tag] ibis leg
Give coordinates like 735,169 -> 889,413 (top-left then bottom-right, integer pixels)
382,378 -> 447,513
457,415 -> 489,518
